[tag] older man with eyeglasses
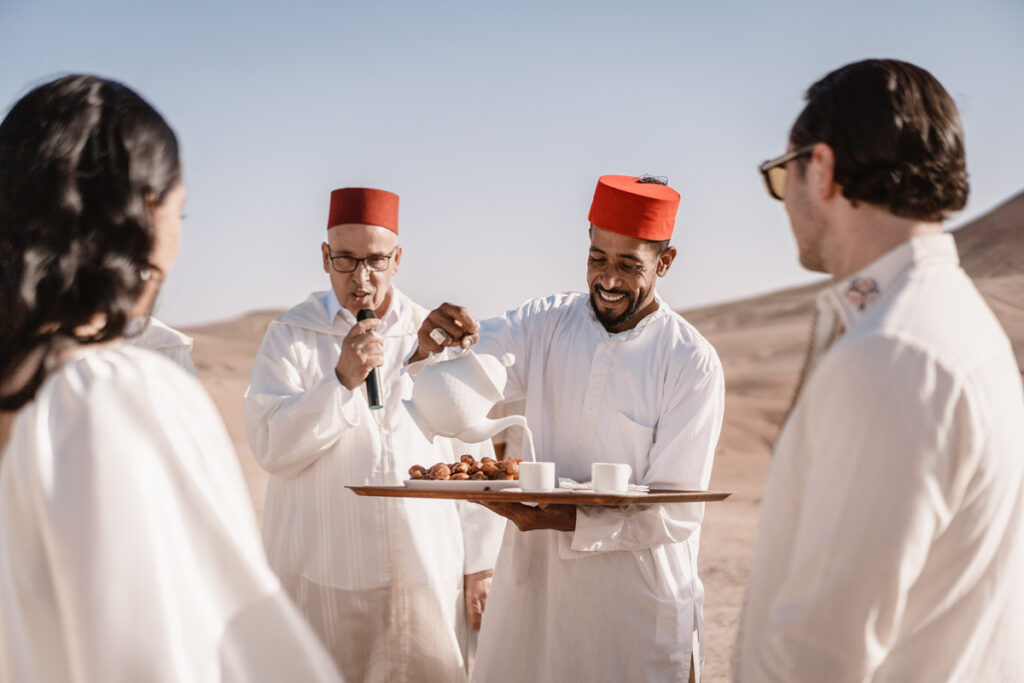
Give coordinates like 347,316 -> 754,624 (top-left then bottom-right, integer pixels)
244,187 -> 503,682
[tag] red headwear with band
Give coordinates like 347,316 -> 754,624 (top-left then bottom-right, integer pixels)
327,187 -> 400,234
587,175 -> 680,241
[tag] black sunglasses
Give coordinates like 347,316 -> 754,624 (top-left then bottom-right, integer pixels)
758,145 -> 815,201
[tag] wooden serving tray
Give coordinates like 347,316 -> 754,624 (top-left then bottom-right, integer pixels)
347,486 -> 731,506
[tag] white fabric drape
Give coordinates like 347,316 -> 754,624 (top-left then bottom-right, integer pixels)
0,345 -> 340,682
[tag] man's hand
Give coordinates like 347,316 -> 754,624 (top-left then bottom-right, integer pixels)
464,569 -> 493,631
407,302 -> 479,364
335,317 -> 383,390
478,502 -> 577,532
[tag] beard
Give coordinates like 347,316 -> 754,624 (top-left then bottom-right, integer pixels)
589,284 -> 648,331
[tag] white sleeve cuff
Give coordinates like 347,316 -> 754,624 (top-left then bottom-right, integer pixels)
568,506 -> 625,553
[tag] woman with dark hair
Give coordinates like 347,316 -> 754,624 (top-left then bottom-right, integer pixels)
0,75 -> 341,682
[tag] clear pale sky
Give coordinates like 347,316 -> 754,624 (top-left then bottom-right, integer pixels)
2,0 -> 1022,326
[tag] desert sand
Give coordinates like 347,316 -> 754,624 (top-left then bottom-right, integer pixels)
185,191 -> 1023,682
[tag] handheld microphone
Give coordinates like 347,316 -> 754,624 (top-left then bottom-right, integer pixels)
356,309 -> 384,411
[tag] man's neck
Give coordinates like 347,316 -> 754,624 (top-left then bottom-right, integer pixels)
829,207 -> 943,281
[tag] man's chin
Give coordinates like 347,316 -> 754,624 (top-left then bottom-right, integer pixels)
589,294 -> 632,329
797,250 -> 827,273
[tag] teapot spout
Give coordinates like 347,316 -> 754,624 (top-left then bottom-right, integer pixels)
457,414 -> 528,444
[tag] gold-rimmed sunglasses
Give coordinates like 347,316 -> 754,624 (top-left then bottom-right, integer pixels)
758,145 -> 815,201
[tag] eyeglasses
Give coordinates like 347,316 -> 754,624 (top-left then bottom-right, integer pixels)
758,145 -> 815,201
325,245 -> 397,273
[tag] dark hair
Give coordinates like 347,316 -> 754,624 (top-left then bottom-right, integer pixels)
644,238 -> 670,253
790,59 -> 968,222
0,74 -> 181,409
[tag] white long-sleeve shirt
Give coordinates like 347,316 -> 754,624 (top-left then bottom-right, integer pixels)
737,234 -> 1024,682
469,292 -> 725,682
0,345 -> 340,683
243,287 -> 503,679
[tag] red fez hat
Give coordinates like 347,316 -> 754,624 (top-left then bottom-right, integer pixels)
587,175 -> 680,241
327,187 -> 400,234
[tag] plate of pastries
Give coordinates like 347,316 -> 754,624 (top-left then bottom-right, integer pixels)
404,454 -> 522,490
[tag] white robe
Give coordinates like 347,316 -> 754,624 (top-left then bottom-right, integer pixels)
737,234 -> 1024,681
126,315 -> 197,376
243,288 -> 503,682
469,292 -> 725,683
0,344 -> 340,683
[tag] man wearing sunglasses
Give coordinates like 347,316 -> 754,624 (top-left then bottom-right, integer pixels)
244,187 -> 503,681
738,59 -> 1024,680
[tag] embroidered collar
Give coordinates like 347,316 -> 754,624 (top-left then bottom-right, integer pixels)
817,232 -> 959,330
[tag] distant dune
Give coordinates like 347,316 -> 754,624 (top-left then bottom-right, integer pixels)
185,190 -> 1023,682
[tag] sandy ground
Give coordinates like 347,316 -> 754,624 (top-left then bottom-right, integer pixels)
185,194 -> 1023,681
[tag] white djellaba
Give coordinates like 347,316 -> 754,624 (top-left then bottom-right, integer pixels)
245,287 -> 504,682
469,292 -> 725,682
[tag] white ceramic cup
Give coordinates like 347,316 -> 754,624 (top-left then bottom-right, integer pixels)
518,461 -> 556,492
591,463 -> 632,493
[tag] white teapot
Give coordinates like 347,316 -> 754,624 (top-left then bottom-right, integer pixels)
404,349 -> 531,450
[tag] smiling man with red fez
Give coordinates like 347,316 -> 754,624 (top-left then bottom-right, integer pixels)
244,187 -> 503,682
408,176 -> 726,682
